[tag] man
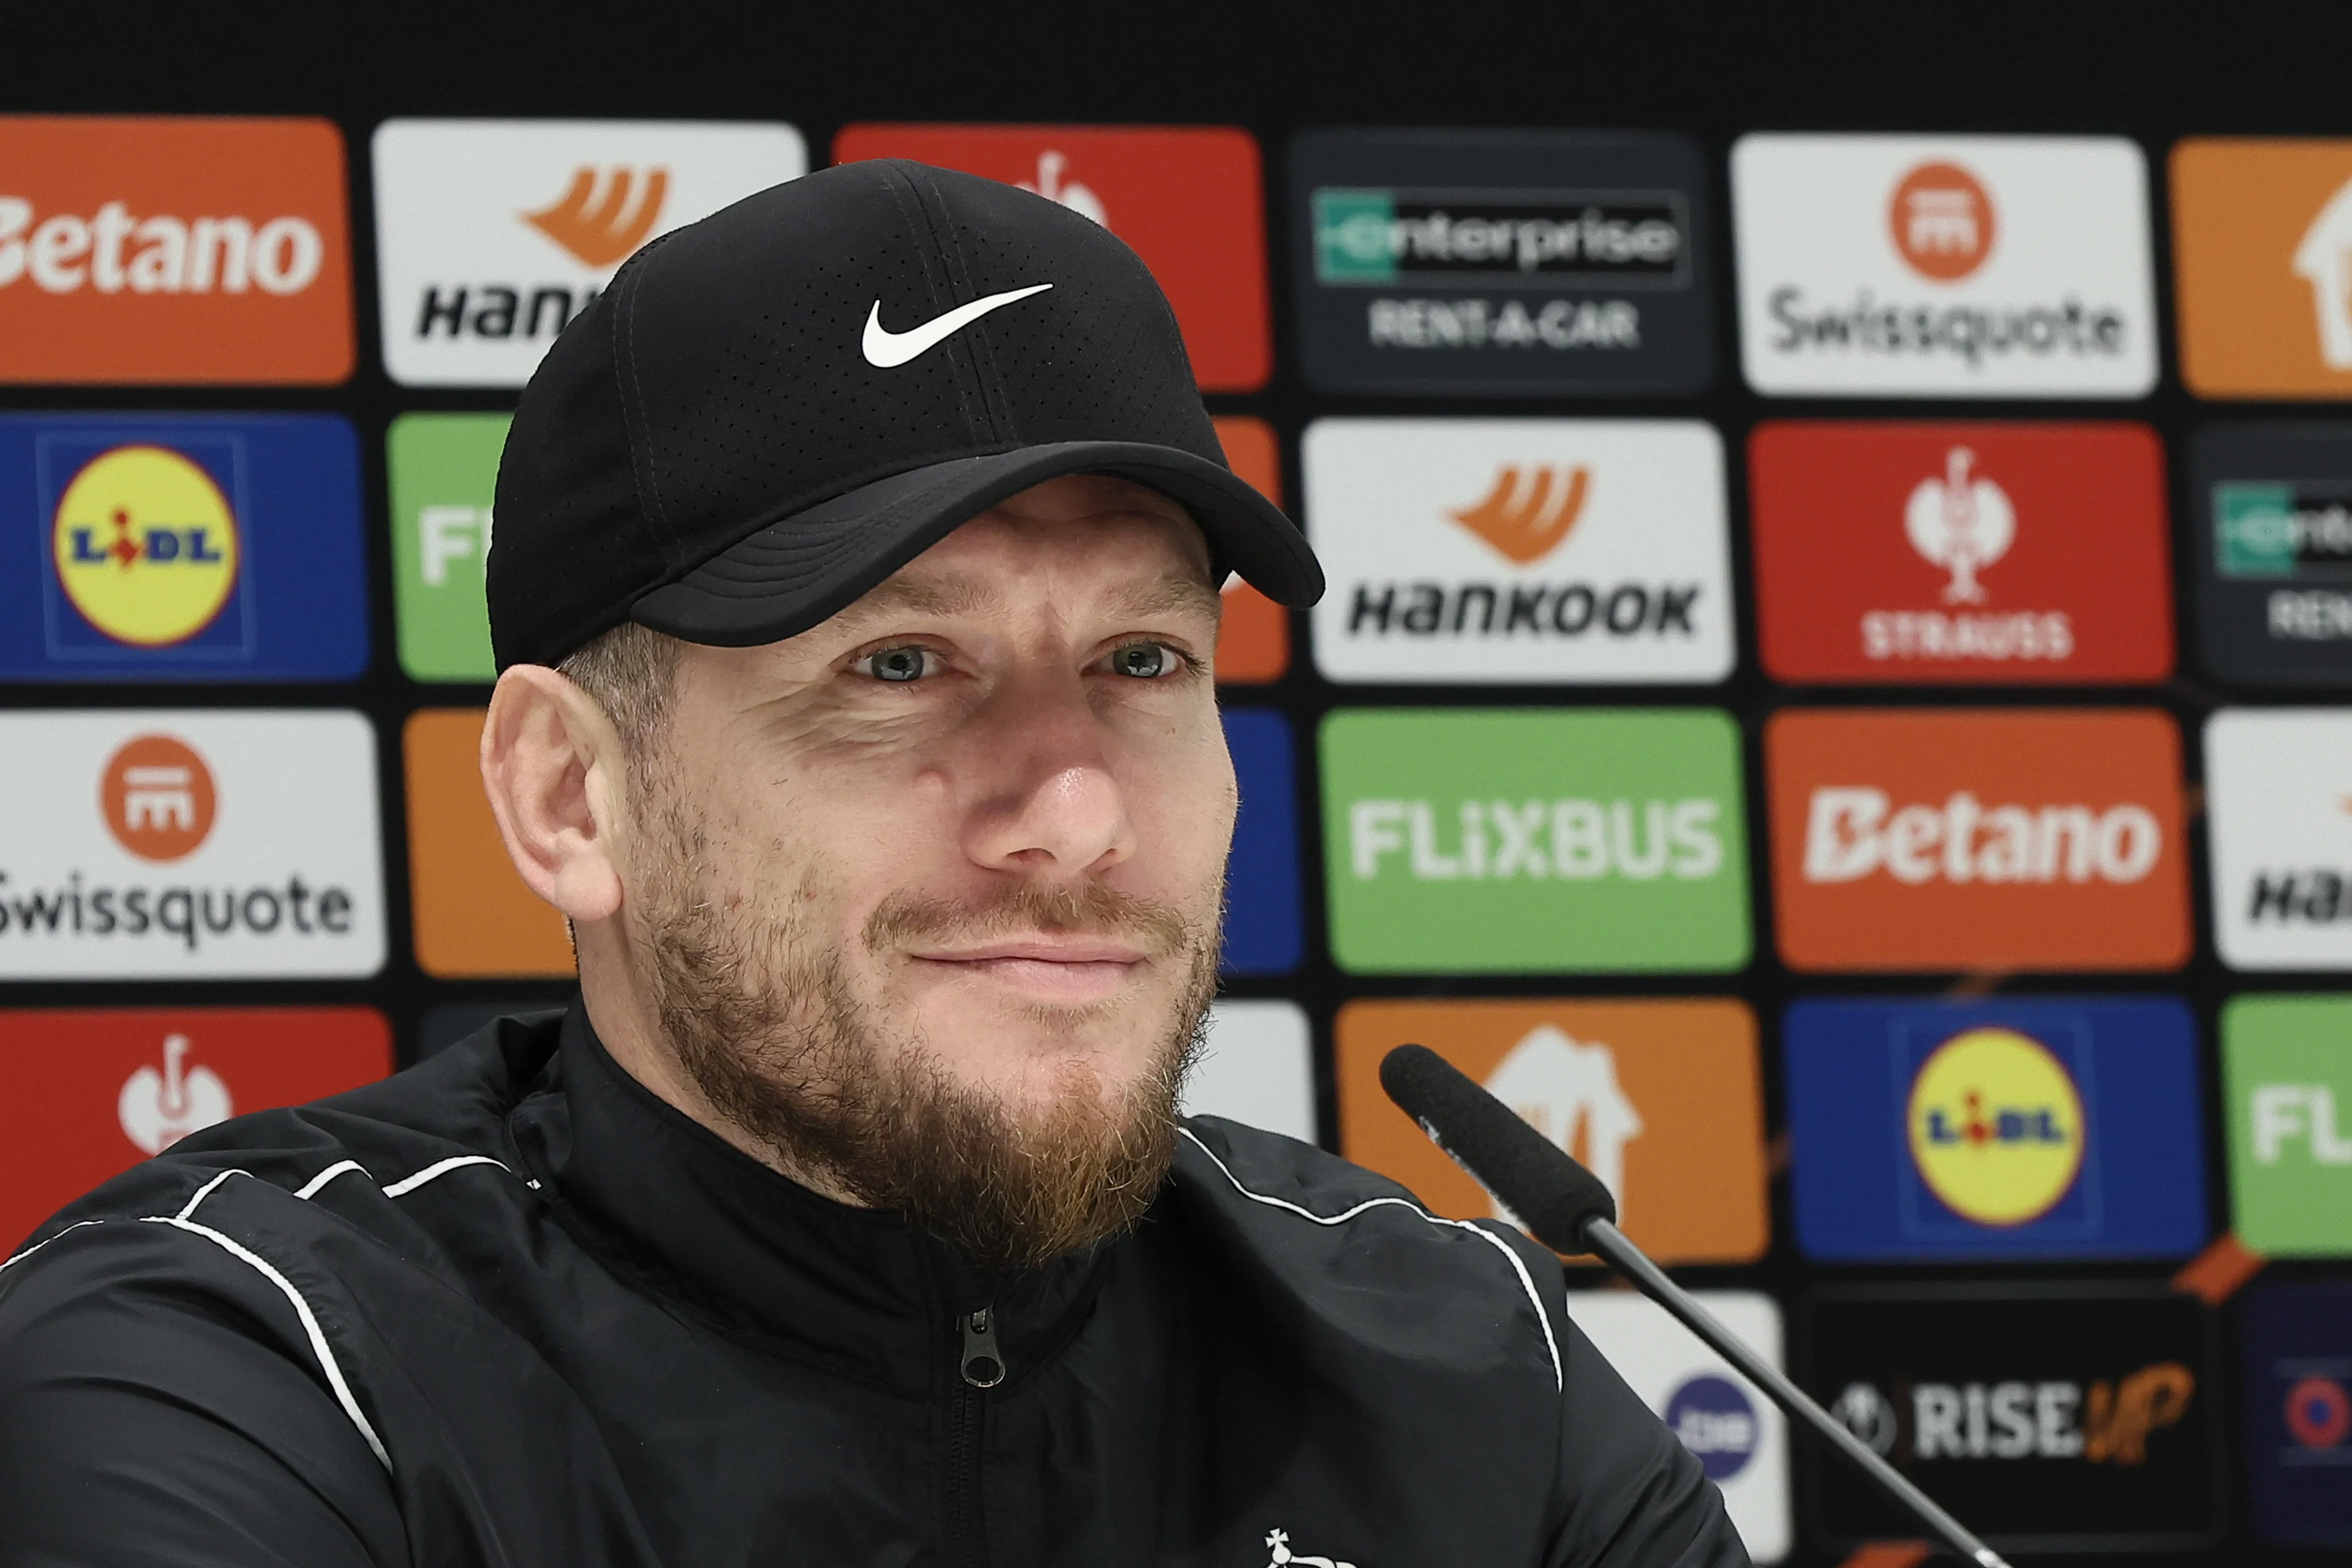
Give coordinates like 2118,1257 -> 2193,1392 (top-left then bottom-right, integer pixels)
0,162 -> 1746,1566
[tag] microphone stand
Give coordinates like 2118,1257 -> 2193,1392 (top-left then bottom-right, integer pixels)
1580,1217 -> 2008,1568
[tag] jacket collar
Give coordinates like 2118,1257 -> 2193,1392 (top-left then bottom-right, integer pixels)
507,1000 -> 1116,1398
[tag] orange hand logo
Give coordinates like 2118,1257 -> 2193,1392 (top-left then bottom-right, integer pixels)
521,167 -> 671,269
1446,465 -> 1591,565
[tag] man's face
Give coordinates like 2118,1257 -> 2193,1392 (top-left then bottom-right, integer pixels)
613,474 -> 1232,1265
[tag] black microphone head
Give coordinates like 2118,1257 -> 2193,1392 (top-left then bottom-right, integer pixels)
1379,1042 -> 1618,1254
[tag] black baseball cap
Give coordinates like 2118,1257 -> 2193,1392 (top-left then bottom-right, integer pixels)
488,158 -> 1323,671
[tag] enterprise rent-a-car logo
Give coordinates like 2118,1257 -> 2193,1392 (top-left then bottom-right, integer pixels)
1732,134 -> 2157,398
0,710 -> 383,978
1292,129 -> 1713,396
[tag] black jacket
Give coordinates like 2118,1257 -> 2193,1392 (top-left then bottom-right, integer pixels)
0,1004 -> 1747,1567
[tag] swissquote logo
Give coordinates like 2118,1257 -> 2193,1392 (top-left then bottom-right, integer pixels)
0,1006 -> 391,1243
1732,135 -> 2157,397
0,116 -> 352,384
0,711 -> 383,979
1335,1000 -> 1768,1264
1767,708 -> 2190,971
1749,422 -> 2172,684
1564,1291 -> 1790,1561
372,119 -> 805,387
832,124 -> 1272,391
1305,420 -> 1733,684
2204,710 -> 2352,970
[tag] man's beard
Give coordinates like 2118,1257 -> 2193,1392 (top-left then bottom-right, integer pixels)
629,798 -> 1219,1272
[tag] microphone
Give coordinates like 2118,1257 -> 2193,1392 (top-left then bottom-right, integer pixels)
1379,1044 -> 2010,1568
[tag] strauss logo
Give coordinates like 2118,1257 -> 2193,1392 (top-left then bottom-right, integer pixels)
1905,446 -> 2015,604
117,1032 -> 233,1155
1016,151 -> 1106,227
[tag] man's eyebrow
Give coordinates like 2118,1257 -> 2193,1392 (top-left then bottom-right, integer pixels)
824,570 -> 1223,639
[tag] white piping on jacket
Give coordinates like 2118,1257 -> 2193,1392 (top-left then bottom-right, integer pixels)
1177,1127 -> 1564,1391
1,1148 -> 527,1476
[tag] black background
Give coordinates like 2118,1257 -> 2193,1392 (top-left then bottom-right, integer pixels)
9,2 -> 2352,1561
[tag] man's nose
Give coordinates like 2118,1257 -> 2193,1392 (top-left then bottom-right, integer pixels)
955,676 -> 1136,877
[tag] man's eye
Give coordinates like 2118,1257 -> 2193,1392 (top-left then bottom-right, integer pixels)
1109,643 -> 1174,679
858,646 -> 935,684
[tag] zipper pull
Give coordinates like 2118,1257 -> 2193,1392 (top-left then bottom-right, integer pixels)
960,1305 -> 1005,1389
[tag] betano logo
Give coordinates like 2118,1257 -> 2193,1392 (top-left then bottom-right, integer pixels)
521,165 -> 669,270
100,734 -> 216,862
1906,1027 -> 2086,1226
51,445 -> 239,647
1890,161 -> 1997,282
0,198 -> 323,297
1803,788 -> 2163,886
1448,464 -> 1590,565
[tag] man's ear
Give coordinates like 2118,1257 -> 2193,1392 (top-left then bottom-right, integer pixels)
480,665 -> 629,922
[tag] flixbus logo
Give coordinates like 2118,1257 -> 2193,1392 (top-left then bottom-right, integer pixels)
1321,707 -> 1749,973
372,119 -> 805,388
0,117 -> 352,384
2225,995 -> 2352,1257
1768,709 -> 2189,972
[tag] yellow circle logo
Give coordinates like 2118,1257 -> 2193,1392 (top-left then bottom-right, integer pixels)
1906,1027 -> 2084,1226
51,445 -> 241,647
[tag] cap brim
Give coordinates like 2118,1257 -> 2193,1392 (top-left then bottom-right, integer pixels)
629,441 -> 1324,649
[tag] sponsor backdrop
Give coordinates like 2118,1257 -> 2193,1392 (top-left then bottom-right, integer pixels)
9,7 -> 2352,1561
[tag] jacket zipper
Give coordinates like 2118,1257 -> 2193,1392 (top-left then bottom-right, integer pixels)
946,1305 -> 1001,1568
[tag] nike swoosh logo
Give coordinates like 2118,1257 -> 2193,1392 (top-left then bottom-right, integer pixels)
861,282 -> 1054,368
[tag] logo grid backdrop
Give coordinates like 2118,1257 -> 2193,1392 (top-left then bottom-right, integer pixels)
1,79 -> 2348,1568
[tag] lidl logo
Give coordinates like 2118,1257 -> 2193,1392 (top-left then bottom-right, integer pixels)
2204,709 -> 2352,969
0,1007 -> 390,1247
372,119 -> 805,387
1906,1028 -> 2084,1226
2170,140 -> 2352,399
1336,998 -> 1768,1262
1732,135 -> 2157,398
1751,422 -> 2172,683
1785,997 -> 2206,1261
100,734 -> 216,862
834,125 -> 1271,393
0,414 -> 366,682
52,444 -> 238,645
2241,1282 -> 2352,1544
2223,995 -> 2352,1256
2185,424 -> 2352,685
1766,709 -> 2190,971
0,710 -> 383,979
1305,420 -> 1734,685
1566,1291 -> 1790,1562
1289,129 -> 1714,396
1322,709 -> 1749,972
0,116 -> 352,384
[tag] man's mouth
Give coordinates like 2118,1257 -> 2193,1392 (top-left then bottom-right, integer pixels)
908,936 -> 1150,1002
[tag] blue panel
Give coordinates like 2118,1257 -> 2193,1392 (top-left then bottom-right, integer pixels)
0,413 -> 368,681
1220,707 -> 1302,976
2242,1281 -> 2352,1546
1785,996 -> 2207,1261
